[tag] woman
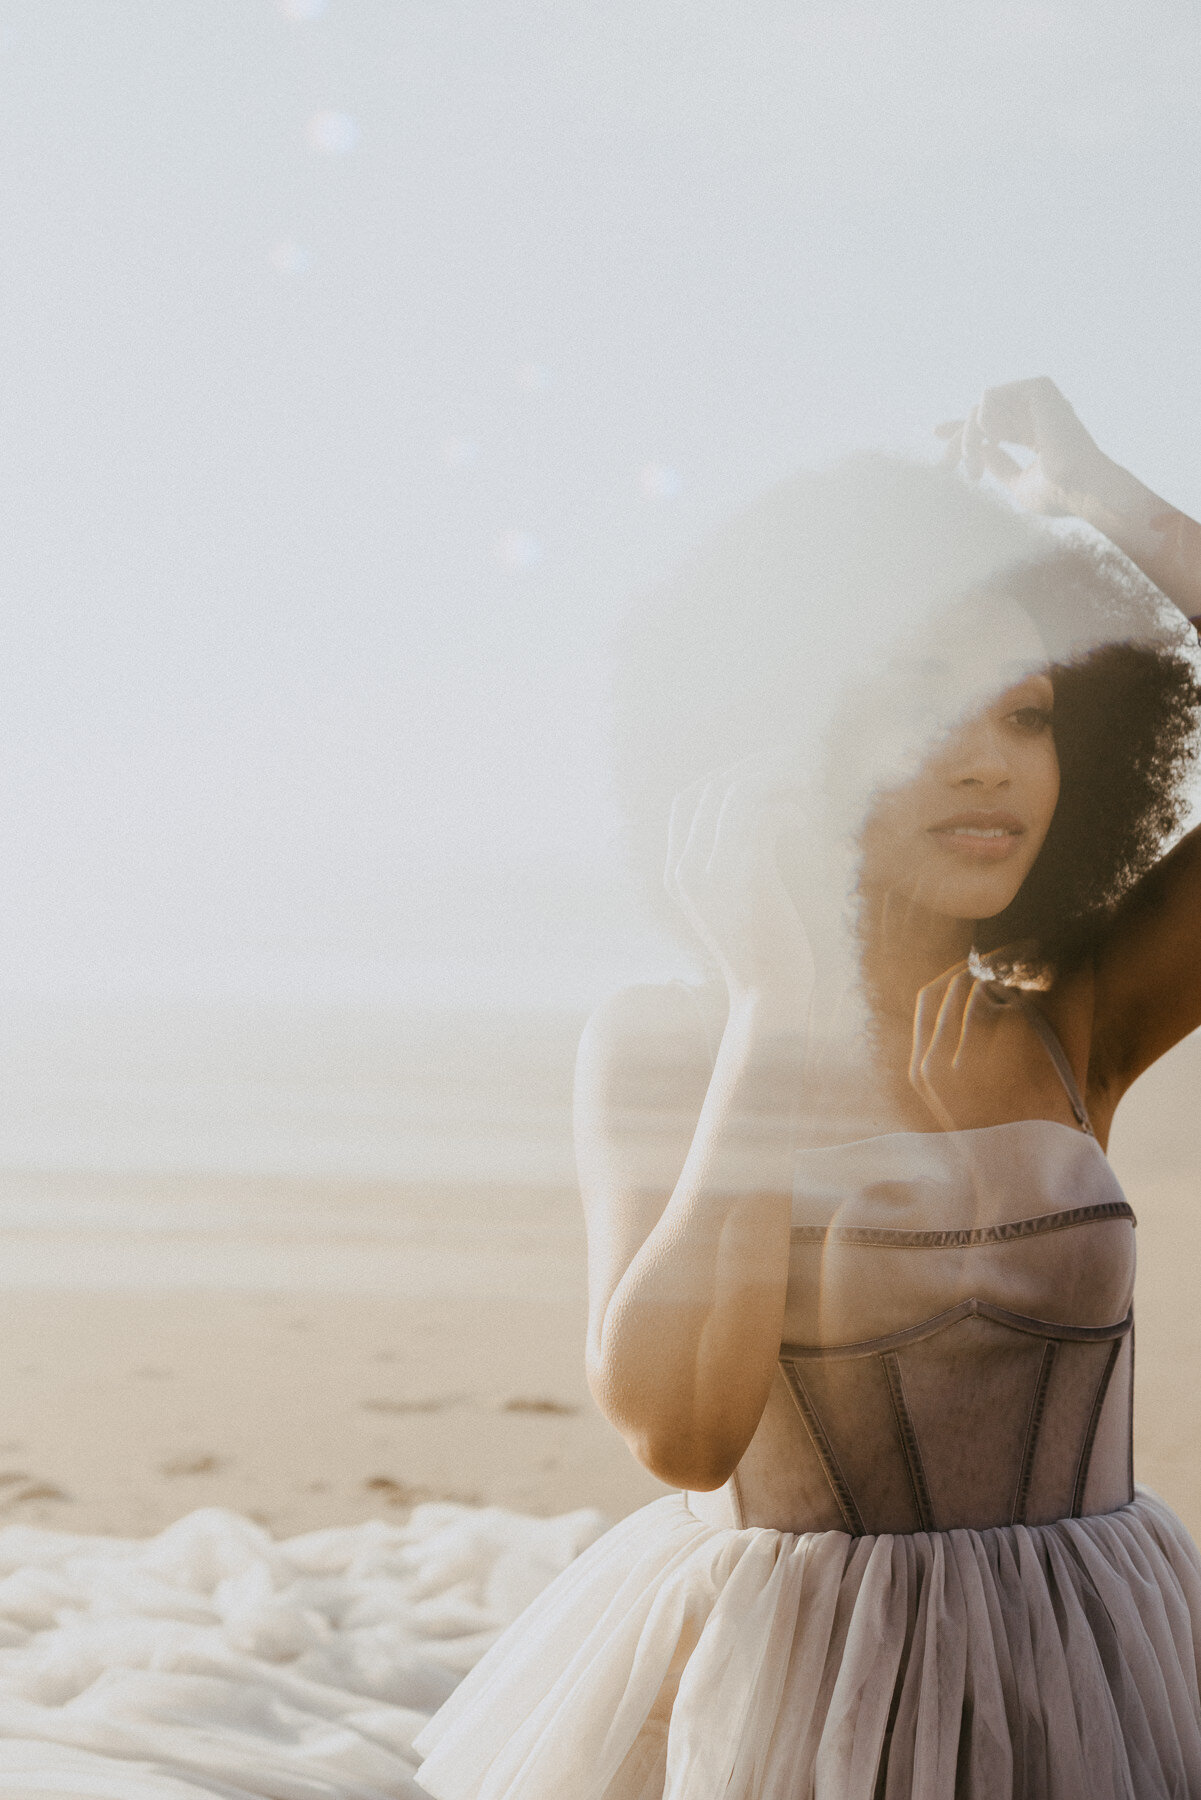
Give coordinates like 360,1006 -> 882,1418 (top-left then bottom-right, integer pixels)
414,379 -> 1201,1798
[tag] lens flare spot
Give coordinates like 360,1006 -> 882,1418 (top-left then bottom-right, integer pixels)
495,531 -> 542,570
638,462 -> 682,499
269,240 -> 311,275
306,110 -> 358,154
516,361 -> 551,392
439,436 -> 479,469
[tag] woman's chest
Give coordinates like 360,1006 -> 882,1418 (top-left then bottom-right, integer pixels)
781,1120 -> 1136,1349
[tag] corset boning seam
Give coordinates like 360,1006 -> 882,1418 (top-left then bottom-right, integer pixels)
778,1361 -> 866,1536
790,1198 -> 1135,1249
780,1300 -> 1133,1364
1072,1335 -> 1124,1516
1012,1339 -> 1057,1525
775,1307 -> 1134,1536
882,1351 -> 934,1530
1127,1322 -> 1136,1501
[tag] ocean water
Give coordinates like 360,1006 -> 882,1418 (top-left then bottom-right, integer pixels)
0,1001 -> 588,1291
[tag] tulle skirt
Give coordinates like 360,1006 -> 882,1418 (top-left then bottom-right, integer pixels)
413,1487 -> 1201,1800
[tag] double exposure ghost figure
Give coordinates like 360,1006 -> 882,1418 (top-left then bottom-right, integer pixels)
415,379 -> 1201,1800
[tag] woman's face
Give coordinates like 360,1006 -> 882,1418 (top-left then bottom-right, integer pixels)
857,597 -> 1060,921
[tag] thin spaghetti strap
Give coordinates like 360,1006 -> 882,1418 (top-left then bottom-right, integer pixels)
1024,1005 -> 1095,1137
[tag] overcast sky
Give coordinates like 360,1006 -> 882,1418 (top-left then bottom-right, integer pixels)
0,0 -> 1198,1006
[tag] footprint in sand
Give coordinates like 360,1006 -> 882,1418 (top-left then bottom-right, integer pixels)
363,1475 -> 482,1507
0,1478 -> 70,1505
160,1454 -> 225,1477
363,1474 -> 426,1505
361,1394 -> 467,1414
501,1397 -> 580,1416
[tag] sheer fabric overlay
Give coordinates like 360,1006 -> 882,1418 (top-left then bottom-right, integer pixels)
413,1485 -> 1201,1800
0,1499 -> 605,1799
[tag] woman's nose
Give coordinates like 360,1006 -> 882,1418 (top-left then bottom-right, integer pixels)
942,721 -> 1011,788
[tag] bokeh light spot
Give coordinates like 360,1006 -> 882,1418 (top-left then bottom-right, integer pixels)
269,240 -> 312,275
306,111 -> 359,155
439,436 -> 479,470
638,462 -> 683,499
516,361 -> 551,392
495,531 -> 542,570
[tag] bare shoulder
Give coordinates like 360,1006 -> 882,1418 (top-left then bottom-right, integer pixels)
574,979 -> 724,1174
1031,962 -> 1109,1136
577,978 -> 725,1082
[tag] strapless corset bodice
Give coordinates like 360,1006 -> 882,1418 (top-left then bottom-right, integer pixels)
688,1120 -> 1137,1536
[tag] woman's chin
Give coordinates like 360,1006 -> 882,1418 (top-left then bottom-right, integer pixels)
920,877 -> 1027,923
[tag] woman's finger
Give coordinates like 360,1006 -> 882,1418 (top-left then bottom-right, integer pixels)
980,442 -> 1025,487
665,780 -> 707,886
706,785 -> 805,887
703,764 -> 800,878
933,418 -> 963,441
982,376 -> 1075,448
975,383 -> 1037,449
680,779 -> 727,878
669,751 -> 808,895
954,977 -> 1012,1067
932,967 -> 975,1059
915,967 -> 976,1092
910,971 -> 965,1128
667,779 -> 722,907
910,981 -> 943,1085
910,963 -> 968,1080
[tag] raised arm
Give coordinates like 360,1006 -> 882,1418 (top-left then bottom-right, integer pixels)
937,376 -> 1201,624
940,379 -> 1201,1099
574,758 -> 812,1491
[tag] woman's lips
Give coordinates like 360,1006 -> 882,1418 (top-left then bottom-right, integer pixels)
926,810 -> 1025,862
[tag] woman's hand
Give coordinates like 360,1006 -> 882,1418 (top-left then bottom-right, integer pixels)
578,756 -> 813,1490
935,376 -> 1109,519
937,376 -> 1201,621
665,753 -> 815,1012
909,964 -> 1082,1134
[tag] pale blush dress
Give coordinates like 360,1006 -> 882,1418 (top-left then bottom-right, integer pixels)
413,1016 -> 1201,1799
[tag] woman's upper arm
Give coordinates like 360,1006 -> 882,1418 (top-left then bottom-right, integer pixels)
573,982 -> 717,1363
1092,824 -> 1201,1091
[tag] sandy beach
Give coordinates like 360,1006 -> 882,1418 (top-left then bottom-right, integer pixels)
0,1029 -> 1195,1546
0,1285 -> 664,1540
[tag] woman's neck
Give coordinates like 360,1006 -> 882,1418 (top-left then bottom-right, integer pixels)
858,886 -> 975,1029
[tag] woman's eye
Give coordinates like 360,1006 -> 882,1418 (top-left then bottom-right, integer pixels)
1007,706 -> 1053,733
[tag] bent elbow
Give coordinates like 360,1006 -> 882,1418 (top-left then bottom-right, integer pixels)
585,1358 -> 752,1492
628,1430 -> 741,1494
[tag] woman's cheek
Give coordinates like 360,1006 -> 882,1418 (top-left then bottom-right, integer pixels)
1035,750 -> 1061,846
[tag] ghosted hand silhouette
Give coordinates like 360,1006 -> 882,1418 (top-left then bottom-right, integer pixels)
665,752 -> 815,1012
936,375 -> 1108,519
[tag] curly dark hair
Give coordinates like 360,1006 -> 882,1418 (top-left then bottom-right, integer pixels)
612,456 -> 1201,979
972,636 -> 1201,981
